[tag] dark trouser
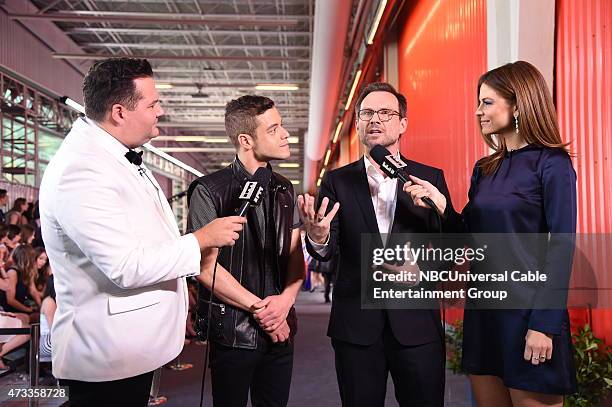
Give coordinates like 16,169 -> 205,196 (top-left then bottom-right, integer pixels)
209,341 -> 294,407
59,370 -> 154,407
323,273 -> 334,301
332,323 -> 445,407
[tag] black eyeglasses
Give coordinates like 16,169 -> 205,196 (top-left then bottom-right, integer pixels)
357,109 -> 401,122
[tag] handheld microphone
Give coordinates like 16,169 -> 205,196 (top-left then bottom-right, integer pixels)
237,167 -> 272,216
369,145 -> 438,211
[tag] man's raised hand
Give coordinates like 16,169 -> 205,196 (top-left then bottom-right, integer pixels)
297,194 -> 340,244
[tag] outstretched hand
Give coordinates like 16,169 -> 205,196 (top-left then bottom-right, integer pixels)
297,194 -> 340,244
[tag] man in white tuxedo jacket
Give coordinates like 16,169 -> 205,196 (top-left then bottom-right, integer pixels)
39,58 -> 246,406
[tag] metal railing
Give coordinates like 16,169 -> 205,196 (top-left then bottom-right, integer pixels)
0,323 -> 41,407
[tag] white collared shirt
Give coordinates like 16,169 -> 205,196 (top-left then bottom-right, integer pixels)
309,155 -> 398,254
364,155 -> 398,241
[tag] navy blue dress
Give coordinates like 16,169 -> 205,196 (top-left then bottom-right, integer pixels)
460,145 -> 577,395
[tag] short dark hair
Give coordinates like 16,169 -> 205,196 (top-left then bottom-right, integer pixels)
6,224 -> 21,240
83,58 -> 153,121
354,82 -> 407,118
225,95 -> 275,147
0,225 -> 8,240
0,189 -> 7,199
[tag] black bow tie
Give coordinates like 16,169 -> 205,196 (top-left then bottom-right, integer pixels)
125,150 -> 143,165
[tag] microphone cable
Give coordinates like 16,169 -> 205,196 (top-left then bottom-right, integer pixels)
198,248 -> 222,407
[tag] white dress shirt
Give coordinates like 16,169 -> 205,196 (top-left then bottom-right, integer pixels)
310,155 -> 398,254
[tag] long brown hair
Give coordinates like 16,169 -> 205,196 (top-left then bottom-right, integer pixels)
10,244 -> 37,286
10,198 -> 27,213
477,61 -> 570,176
33,247 -> 49,290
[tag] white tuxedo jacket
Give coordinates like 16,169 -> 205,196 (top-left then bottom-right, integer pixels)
39,118 -> 200,381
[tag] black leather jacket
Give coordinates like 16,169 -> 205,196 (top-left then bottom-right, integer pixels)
187,160 -> 297,349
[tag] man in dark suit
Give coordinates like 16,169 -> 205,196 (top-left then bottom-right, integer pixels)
298,82 -> 461,406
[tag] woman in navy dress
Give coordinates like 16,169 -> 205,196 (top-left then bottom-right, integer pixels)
404,61 -> 576,406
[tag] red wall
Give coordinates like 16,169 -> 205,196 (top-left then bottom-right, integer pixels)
397,0 -> 489,211
556,0 -> 612,343
395,0 -> 488,322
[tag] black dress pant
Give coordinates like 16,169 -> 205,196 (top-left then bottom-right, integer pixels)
209,341 -> 294,407
332,322 -> 444,407
59,370 -> 154,407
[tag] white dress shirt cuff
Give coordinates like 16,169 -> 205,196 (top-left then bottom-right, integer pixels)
179,233 -> 201,278
307,233 -> 330,257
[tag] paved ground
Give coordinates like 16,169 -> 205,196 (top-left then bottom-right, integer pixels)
0,290 -> 474,406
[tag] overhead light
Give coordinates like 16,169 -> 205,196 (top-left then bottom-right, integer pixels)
200,137 -> 228,143
345,69 -> 362,109
324,150 -> 331,166
158,147 -> 236,153
316,178 -> 322,187
155,136 -> 206,142
404,0 -> 442,57
155,83 -> 173,89
60,96 -> 85,114
319,168 -> 326,178
279,163 -> 300,168
154,136 -> 228,143
290,180 -> 300,185
367,0 -> 388,45
288,136 -> 299,144
142,143 -> 203,177
255,84 -> 299,91
159,146 -> 298,153
333,121 -> 343,143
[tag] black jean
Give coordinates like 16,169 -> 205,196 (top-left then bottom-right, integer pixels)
209,340 -> 294,407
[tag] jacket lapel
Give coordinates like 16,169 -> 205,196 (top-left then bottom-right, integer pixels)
350,158 -> 380,236
80,119 -> 163,205
77,119 -> 179,236
144,169 -> 181,236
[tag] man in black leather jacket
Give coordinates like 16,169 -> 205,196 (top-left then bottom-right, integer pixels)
187,95 -> 305,407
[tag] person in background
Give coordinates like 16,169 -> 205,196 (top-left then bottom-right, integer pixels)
3,225 -> 21,258
20,225 -> 36,246
307,257 -> 322,292
28,247 -> 49,306
0,244 -> 36,320
320,252 -> 338,304
5,198 -> 27,225
31,201 -> 44,248
0,190 -> 8,225
0,309 -> 30,373
0,226 -> 9,265
185,277 -> 198,340
23,202 -> 35,225
39,273 -> 55,363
